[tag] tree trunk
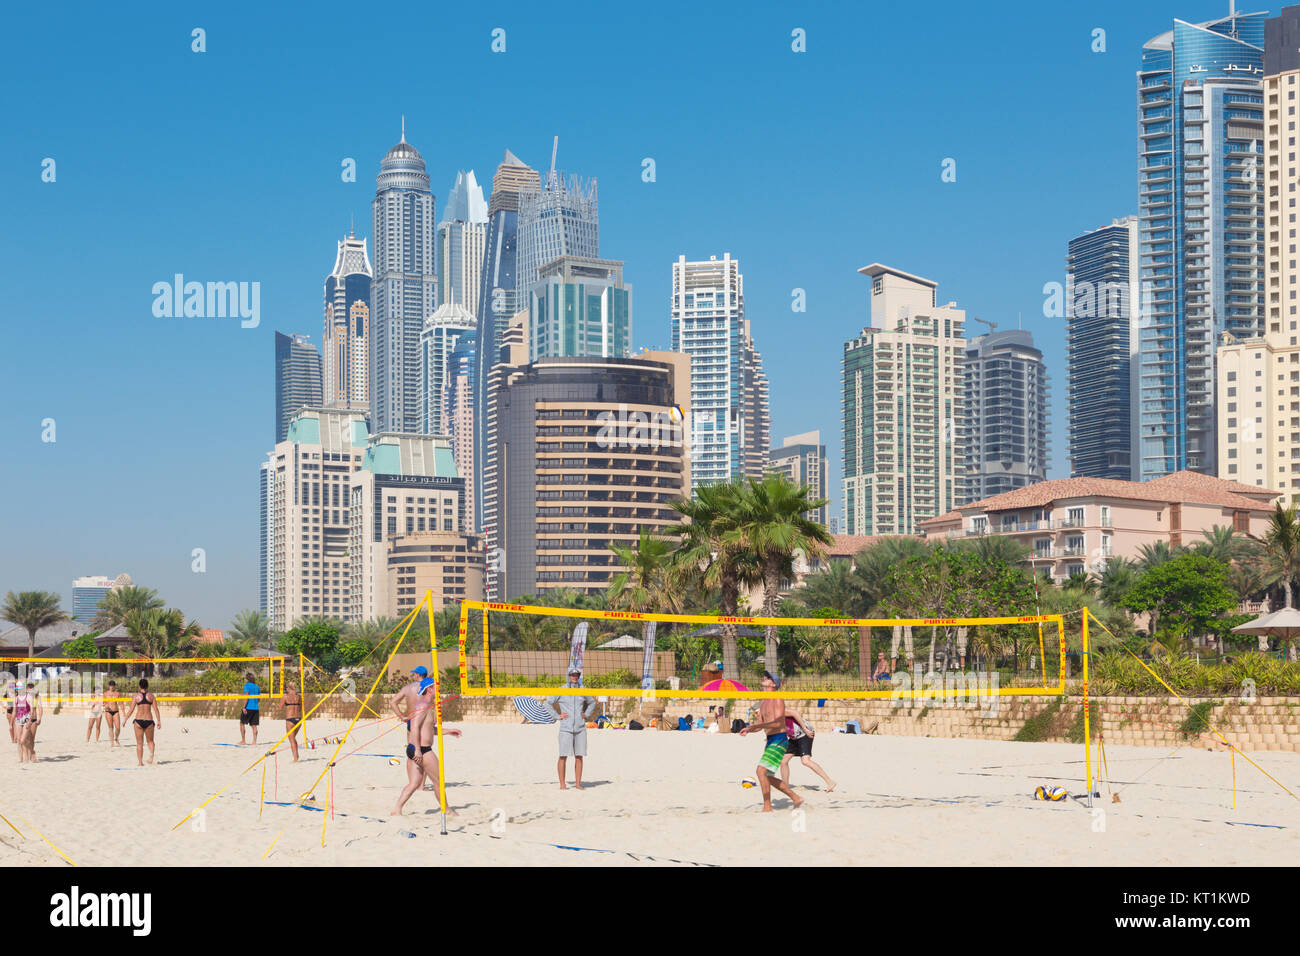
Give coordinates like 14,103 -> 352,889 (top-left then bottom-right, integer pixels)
927,626 -> 937,673
858,625 -> 871,683
27,629 -> 35,659
956,626 -> 969,670
721,570 -> 740,681
763,563 -> 780,680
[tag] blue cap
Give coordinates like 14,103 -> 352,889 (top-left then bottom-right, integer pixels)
418,677 -> 436,694
410,666 -> 429,677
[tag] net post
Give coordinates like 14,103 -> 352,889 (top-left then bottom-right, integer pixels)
298,653 -> 306,737
458,602 -> 470,699
1082,609 -> 1093,809
426,590 -> 448,836
482,604 -> 491,696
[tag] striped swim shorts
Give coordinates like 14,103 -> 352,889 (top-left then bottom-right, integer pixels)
759,733 -> 789,776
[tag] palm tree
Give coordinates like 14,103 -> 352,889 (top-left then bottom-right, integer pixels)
795,559 -> 864,616
344,618 -> 399,645
606,529 -> 682,614
123,608 -> 167,672
1195,525 -> 1257,565
666,481 -> 759,679
726,475 -> 833,677
1,590 -> 68,658
1252,503 -> 1300,658
95,586 -> 164,630
1097,557 -> 1139,609
960,534 -> 1031,566
228,609 -> 269,646
1136,540 -> 1182,571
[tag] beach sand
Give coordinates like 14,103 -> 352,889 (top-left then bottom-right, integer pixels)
0,713 -> 1295,866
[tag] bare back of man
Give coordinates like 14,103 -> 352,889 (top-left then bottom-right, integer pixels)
390,684 -> 460,816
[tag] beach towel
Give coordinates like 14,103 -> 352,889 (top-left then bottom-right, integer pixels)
514,697 -> 557,724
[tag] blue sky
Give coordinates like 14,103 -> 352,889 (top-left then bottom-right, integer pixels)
0,0 -> 1232,629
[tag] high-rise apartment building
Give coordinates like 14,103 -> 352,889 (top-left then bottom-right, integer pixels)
1216,5 -> 1300,502
274,332 -> 323,444
1138,12 -> 1265,479
529,256 -> 630,359
323,232 -> 373,408
371,125 -> 437,434
437,170 -> 488,316
483,336 -> 691,601
473,151 -> 540,532
446,330 -> 477,532
670,254 -> 771,492
71,574 -> 129,623
1066,217 -> 1141,479
768,432 -> 828,526
419,303 -> 475,435
348,432 -> 476,618
264,406 -> 370,631
842,265 -> 967,535
962,329 -> 1049,501
259,460 -> 271,615
515,154 -> 599,299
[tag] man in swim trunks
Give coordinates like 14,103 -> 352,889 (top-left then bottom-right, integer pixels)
389,665 -> 429,732
738,671 -> 803,812
390,677 -> 460,816
239,672 -> 260,745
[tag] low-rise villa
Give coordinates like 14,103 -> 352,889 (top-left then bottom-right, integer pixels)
919,471 -> 1279,581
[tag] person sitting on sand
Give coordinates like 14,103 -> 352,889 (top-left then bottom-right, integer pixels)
120,678 -> 160,767
737,672 -> 803,813
873,652 -> 891,682
779,706 -> 836,793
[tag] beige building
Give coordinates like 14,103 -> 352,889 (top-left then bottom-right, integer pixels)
1217,19 -> 1300,505
768,431 -> 828,526
387,532 -> 485,618
842,265 -> 967,535
348,432 -> 478,619
265,406 -> 370,631
920,471 -> 1278,581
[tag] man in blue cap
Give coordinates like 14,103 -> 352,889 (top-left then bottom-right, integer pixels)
391,676 -> 460,816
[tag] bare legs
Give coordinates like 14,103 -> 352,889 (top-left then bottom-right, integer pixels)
133,722 -> 155,766
780,754 -> 836,793
756,763 -> 802,813
286,721 -> 300,762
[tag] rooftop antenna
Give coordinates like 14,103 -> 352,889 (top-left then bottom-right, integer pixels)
401,115 -> 406,143
349,212 -> 354,238
549,135 -> 559,187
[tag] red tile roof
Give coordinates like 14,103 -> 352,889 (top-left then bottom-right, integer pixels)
197,629 -> 224,644
918,511 -> 962,528
825,534 -> 916,557
956,471 -> 1275,515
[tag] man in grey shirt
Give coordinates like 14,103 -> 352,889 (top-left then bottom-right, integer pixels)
547,667 -> 598,790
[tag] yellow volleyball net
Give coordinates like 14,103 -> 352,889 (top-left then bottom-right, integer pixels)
0,655 -> 286,706
457,600 -> 1071,699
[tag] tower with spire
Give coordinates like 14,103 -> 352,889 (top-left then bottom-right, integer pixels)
371,122 -> 437,434
323,230 -> 373,407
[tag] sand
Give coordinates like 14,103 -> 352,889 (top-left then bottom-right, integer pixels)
0,712 -> 1295,866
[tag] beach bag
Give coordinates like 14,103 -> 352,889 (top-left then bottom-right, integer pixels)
628,719 -> 644,730
677,716 -> 691,731
731,719 -> 746,734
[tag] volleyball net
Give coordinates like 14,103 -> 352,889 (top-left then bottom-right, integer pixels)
0,655 -> 287,705
456,601 -> 1071,699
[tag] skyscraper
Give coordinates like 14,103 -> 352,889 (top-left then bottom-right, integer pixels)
1216,4 -> 1300,500
264,406 -> 369,630
259,460 -> 271,615
963,329 -> 1049,500
274,331 -> 323,443
515,146 -> 599,298
472,150 -> 540,532
419,302 -> 475,434
1066,217 -> 1140,479
371,123 -> 437,435
437,170 -> 488,316
529,256 -> 631,359
323,232 -> 373,408
768,432 -> 828,526
842,265 -> 967,535
446,329 -> 478,531
1137,12 -> 1265,479
670,254 -> 770,492
71,575 -> 128,623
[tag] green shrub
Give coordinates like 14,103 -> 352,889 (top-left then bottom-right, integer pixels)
1014,698 -> 1063,742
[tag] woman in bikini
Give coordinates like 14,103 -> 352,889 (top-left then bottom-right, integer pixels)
103,680 -> 123,747
85,684 -> 104,743
13,682 -> 41,763
5,687 -> 14,743
121,678 -> 160,766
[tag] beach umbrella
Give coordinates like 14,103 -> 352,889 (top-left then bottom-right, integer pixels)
1231,607 -> 1300,655
513,696 -> 557,724
700,678 -> 749,692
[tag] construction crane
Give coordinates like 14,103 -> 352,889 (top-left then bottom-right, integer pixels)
971,317 -> 998,333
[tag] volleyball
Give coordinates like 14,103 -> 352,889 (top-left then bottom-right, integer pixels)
388,757 -> 401,766
741,777 -> 758,789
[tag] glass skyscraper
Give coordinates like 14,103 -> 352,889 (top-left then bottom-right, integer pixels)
371,125 -> 437,435
1066,217 -> 1140,479
472,150 -> 540,532
419,302 -> 475,434
516,165 -> 599,298
437,170 -> 488,315
274,331 -> 323,443
962,329 -> 1049,500
323,232 -> 373,408
1137,12 -> 1265,479
529,256 -> 630,359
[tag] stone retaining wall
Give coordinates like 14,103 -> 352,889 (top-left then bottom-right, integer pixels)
444,694 -> 1300,753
